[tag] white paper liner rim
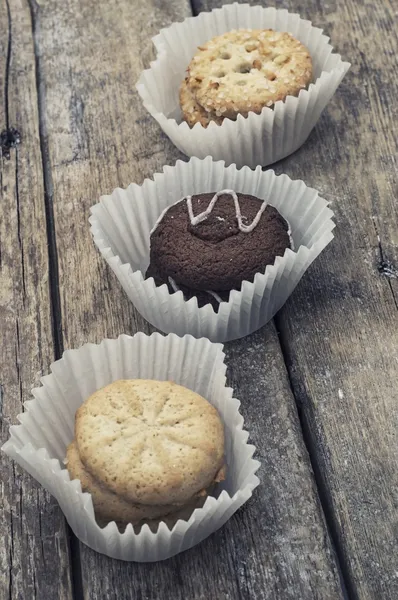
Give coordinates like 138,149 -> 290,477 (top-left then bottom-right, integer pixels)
89,157 -> 335,342
2,332 -> 260,562
136,4 -> 351,168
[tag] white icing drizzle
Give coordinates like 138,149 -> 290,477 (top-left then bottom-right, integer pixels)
206,290 -> 223,303
151,206 -> 172,235
168,276 -> 180,293
186,189 -> 267,233
168,276 -> 222,305
287,227 -> 295,251
150,189 -> 268,236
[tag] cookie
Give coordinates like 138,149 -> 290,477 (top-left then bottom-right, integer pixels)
137,466 -> 226,532
184,29 -> 312,121
66,440 -> 180,524
67,440 -> 225,527
102,496 -> 209,533
148,190 -> 291,293
75,379 -> 225,506
146,262 -> 230,310
180,79 -> 223,128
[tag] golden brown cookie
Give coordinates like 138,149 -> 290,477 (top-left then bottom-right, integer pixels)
127,466 -> 226,532
185,29 -> 313,120
67,441 -> 226,527
180,79 -> 223,127
75,379 -> 225,506
66,441 -> 179,523
138,465 -> 226,532
104,495 -> 209,533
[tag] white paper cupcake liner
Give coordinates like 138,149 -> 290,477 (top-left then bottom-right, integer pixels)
89,156 -> 335,342
2,333 -> 260,562
136,3 -> 350,169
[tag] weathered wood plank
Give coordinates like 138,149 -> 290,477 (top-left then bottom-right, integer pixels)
73,325 -> 344,600
30,0 -> 189,349
31,0 -> 344,597
194,1 -> 398,598
0,1 -> 73,598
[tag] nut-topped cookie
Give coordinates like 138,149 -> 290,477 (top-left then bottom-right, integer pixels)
182,29 -> 312,125
180,79 -> 223,128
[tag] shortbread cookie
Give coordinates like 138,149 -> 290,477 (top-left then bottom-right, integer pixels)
66,441 -> 179,523
103,495 -> 209,533
185,29 -> 312,120
75,380 -> 225,506
147,191 -> 291,293
137,467 -> 225,532
67,441 -> 225,527
180,79 -> 223,127
103,465 -> 226,532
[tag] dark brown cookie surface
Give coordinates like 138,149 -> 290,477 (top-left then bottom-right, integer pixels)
146,262 -> 230,311
147,191 -> 290,293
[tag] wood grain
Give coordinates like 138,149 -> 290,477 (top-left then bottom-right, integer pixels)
73,325 -> 344,600
30,0 -> 190,350
0,1 -> 73,598
194,1 -> 398,598
29,0 -> 343,597
4,0 -> 397,597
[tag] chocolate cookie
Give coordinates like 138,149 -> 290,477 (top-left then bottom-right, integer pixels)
146,262 -> 230,310
146,190 -> 291,303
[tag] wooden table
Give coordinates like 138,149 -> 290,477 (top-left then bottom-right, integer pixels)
1,0 -> 397,598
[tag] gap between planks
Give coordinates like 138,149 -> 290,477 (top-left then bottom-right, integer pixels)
23,1 -> 351,599
27,1 -> 84,599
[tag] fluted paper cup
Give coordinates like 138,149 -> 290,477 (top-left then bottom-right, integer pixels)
2,333 -> 260,562
89,156 -> 335,342
136,3 -> 350,169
